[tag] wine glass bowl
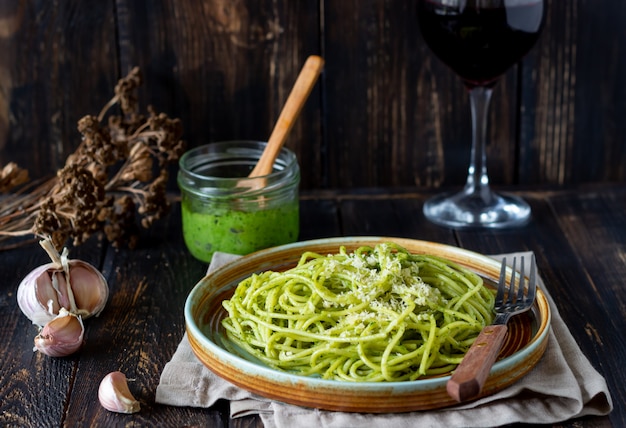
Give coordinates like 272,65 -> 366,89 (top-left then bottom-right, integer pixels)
418,0 -> 544,228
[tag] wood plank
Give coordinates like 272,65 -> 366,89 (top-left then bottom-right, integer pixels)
0,0 -> 118,180
299,197 -> 342,240
323,1 -> 520,189
62,205 -> 226,425
335,190 -> 458,244
114,0 -> 323,189
547,188 -> 626,427
1,187 -> 623,426
524,1 -> 626,184
2,1 -> 626,192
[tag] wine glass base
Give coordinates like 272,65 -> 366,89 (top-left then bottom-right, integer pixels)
423,190 -> 531,229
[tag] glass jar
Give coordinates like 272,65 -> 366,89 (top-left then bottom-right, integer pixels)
178,141 -> 300,263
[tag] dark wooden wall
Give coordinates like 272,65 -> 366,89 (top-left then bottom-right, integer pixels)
1,0 -> 625,191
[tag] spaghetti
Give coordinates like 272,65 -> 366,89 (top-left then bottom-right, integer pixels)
221,242 -> 495,382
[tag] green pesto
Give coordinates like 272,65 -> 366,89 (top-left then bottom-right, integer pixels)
181,196 -> 299,263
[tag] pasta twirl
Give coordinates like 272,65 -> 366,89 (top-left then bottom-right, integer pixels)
221,243 -> 495,382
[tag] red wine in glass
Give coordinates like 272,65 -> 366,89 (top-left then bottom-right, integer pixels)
418,1 -> 544,88
418,0 -> 544,228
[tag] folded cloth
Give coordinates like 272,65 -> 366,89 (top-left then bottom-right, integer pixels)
156,251 -> 613,428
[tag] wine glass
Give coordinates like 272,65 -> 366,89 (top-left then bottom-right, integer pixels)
417,0 -> 545,228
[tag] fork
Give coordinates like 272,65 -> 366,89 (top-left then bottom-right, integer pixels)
447,255 -> 537,402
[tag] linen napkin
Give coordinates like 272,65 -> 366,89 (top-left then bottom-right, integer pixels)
156,251 -> 613,428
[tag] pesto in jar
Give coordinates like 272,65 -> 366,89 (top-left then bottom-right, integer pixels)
181,196 -> 299,263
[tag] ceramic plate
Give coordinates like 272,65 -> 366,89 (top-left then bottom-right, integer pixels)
185,237 -> 551,413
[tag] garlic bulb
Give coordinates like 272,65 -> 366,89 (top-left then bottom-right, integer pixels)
17,238 -> 109,326
98,371 -> 141,414
34,308 -> 84,357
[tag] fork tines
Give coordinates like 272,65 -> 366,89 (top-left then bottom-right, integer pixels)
496,255 -> 537,308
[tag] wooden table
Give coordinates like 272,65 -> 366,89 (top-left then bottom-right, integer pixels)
1,185 -> 624,427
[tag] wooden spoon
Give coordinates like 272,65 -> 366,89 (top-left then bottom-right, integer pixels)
248,55 -> 324,178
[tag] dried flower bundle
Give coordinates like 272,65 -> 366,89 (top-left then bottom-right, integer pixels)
0,67 -> 185,250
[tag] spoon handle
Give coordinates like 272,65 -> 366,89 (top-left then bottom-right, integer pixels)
249,55 -> 324,178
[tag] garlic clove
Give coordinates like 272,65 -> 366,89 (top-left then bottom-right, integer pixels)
98,371 -> 141,414
17,263 -> 61,326
66,260 -> 109,317
34,309 -> 84,357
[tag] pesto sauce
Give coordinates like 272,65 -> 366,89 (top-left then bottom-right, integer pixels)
181,197 -> 299,263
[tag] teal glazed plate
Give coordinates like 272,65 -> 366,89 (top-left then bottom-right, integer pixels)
185,237 -> 551,413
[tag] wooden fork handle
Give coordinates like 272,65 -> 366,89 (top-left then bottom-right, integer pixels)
447,324 -> 508,402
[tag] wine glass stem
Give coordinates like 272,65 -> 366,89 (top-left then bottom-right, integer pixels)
465,86 -> 494,201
